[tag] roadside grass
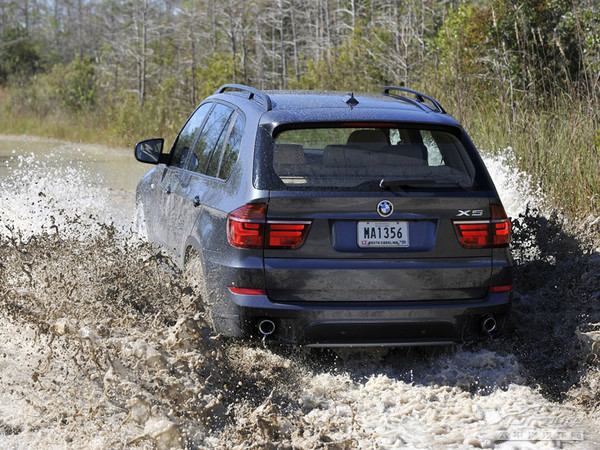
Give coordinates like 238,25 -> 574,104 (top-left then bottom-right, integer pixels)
1,86 -> 598,217
0,87 -> 184,149
480,97 -> 599,218
427,86 -> 600,217
0,109 -> 106,144
0,88 -> 118,145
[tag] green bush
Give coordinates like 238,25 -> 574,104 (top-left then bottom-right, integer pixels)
0,26 -> 42,84
8,57 -> 95,115
51,57 -> 96,111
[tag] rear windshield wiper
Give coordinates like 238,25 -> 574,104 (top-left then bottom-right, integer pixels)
379,178 -> 462,190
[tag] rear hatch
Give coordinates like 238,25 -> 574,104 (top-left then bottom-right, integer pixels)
255,124 -> 508,303
264,193 -> 493,302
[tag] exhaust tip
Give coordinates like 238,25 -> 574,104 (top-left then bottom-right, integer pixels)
481,315 -> 497,334
258,319 -> 276,336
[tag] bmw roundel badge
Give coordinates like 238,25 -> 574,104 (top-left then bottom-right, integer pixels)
377,200 -> 393,217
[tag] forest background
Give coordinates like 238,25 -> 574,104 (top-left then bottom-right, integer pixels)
0,0 -> 598,216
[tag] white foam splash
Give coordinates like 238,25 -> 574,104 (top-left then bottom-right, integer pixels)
0,149 -> 110,238
482,148 -> 545,218
0,140 -> 145,237
297,373 -> 585,448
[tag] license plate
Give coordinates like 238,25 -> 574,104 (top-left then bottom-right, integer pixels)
357,221 -> 409,248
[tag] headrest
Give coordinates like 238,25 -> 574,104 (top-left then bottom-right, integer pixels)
381,143 -> 428,162
323,145 -> 368,167
346,129 -> 388,145
274,144 -> 305,165
323,144 -> 427,167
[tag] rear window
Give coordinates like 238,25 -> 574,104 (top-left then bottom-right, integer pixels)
270,126 -> 477,190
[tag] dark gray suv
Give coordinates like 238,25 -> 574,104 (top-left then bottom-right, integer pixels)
134,84 -> 513,347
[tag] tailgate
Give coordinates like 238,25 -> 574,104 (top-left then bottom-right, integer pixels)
264,193 -> 492,302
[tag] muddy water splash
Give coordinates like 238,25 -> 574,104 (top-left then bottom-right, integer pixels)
0,140 -> 599,448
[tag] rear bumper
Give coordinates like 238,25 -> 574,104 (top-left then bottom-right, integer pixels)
213,290 -> 512,346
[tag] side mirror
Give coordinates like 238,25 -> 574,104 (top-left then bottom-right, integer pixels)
135,138 -> 164,164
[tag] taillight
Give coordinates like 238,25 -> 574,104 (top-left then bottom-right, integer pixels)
266,222 -> 311,249
227,204 -> 266,249
454,222 -> 490,248
227,204 -> 312,249
453,203 -> 511,248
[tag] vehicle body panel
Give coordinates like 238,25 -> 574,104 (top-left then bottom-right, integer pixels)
263,193 -> 493,302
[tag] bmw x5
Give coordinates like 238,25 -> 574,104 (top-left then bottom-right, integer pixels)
134,84 -> 513,347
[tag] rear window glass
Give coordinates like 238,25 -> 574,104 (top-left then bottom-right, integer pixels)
270,126 -> 476,190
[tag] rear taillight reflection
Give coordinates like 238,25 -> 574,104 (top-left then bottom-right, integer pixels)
227,204 -> 312,249
489,285 -> 513,293
228,287 -> 267,295
453,203 -> 511,248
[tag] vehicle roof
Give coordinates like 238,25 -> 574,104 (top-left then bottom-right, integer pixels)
209,88 -> 462,132
266,90 -> 427,111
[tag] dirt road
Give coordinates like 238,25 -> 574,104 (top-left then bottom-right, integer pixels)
1,136 -> 598,448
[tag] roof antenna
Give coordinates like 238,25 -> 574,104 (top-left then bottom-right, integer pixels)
343,92 -> 359,109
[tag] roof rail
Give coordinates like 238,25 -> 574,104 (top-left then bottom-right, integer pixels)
382,86 -> 446,114
215,84 -> 272,111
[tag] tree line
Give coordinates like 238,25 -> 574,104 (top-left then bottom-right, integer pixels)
2,1 -> 598,112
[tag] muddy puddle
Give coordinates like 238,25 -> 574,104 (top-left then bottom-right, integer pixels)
0,136 -> 599,448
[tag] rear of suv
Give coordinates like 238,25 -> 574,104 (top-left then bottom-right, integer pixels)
134,84 -> 513,347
